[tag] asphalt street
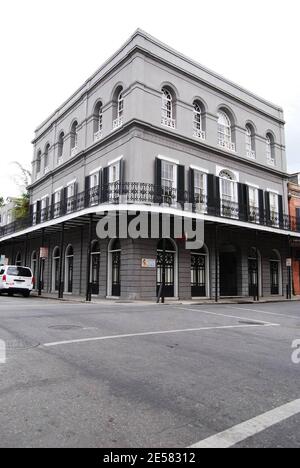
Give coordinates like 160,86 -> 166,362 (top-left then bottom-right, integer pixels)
0,295 -> 299,448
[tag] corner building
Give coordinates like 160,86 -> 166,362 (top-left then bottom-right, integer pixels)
1,30 -> 299,301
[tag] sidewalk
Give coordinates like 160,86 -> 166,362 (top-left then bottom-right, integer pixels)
30,292 -> 300,306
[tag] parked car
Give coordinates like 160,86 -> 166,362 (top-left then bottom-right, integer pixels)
0,265 -> 34,297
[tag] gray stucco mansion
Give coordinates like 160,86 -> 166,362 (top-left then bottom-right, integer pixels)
1,29 -> 300,301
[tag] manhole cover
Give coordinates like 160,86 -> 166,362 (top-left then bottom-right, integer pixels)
239,320 -> 264,326
6,340 -> 40,351
48,325 -> 83,331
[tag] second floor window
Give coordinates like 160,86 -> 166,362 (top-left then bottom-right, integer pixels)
117,91 -> 124,120
217,111 -> 235,151
194,171 -> 207,204
161,160 -> 176,193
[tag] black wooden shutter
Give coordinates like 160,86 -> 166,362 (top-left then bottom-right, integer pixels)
265,191 -> 271,224
207,174 -> 220,216
278,194 -> 284,228
60,188 -> 66,215
296,208 -> 300,232
29,204 -> 33,223
154,158 -> 162,204
36,200 -> 41,224
189,168 -> 195,205
238,183 -> 248,221
85,176 -> 90,208
102,167 -> 109,203
50,194 -> 55,219
177,165 -> 185,207
258,189 -> 265,224
98,169 -> 102,204
45,197 -> 50,220
119,159 -> 125,195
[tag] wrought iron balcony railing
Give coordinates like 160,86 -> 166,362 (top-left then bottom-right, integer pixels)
0,182 -> 299,238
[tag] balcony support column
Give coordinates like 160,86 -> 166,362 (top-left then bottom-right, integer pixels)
86,214 -> 93,302
215,224 -> 219,303
58,223 -> 65,299
38,228 -> 45,296
255,230 -> 259,302
24,234 -> 29,267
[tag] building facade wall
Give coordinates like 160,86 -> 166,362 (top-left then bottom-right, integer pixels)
0,224 -> 289,301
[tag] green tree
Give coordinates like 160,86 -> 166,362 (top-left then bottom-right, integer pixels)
13,193 -> 30,220
11,162 -> 32,220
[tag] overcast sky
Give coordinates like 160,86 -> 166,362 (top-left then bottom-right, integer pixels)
0,0 -> 299,197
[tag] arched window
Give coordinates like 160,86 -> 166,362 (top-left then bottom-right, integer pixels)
90,241 -> 101,295
245,125 -> 255,159
161,87 -> 175,128
15,252 -> 22,266
94,101 -> 103,141
36,150 -> 42,175
52,247 -> 60,292
156,239 -> 177,298
191,244 -> 209,297
58,132 -> 64,162
44,143 -> 50,172
266,133 -> 275,165
248,247 -> 262,298
108,239 -> 121,297
65,245 -> 74,293
270,250 -> 282,295
193,101 -> 205,140
71,121 -> 78,155
112,87 -> 124,130
217,111 -> 235,151
219,169 -> 238,217
31,251 -> 37,290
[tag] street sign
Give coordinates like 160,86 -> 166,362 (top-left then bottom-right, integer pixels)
40,247 -> 49,259
141,258 -> 156,268
286,258 -> 292,267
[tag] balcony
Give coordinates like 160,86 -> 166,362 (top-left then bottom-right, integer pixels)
161,116 -> 176,129
0,182 -> 299,239
218,138 -> 236,152
94,130 -> 103,142
193,129 -> 206,141
112,117 -> 123,131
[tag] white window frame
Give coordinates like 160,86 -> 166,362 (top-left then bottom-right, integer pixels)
193,102 -> 205,140
40,195 -> 49,223
94,104 -> 103,141
112,91 -> 124,130
245,126 -> 255,159
194,170 -> 207,212
269,191 -> 279,226
266,135 -> 275,166
161,88 -> 175,129
219,169 -> 238,218
217,111 -> 235,151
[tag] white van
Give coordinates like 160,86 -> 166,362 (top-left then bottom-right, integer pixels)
0,265 -> 34,297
